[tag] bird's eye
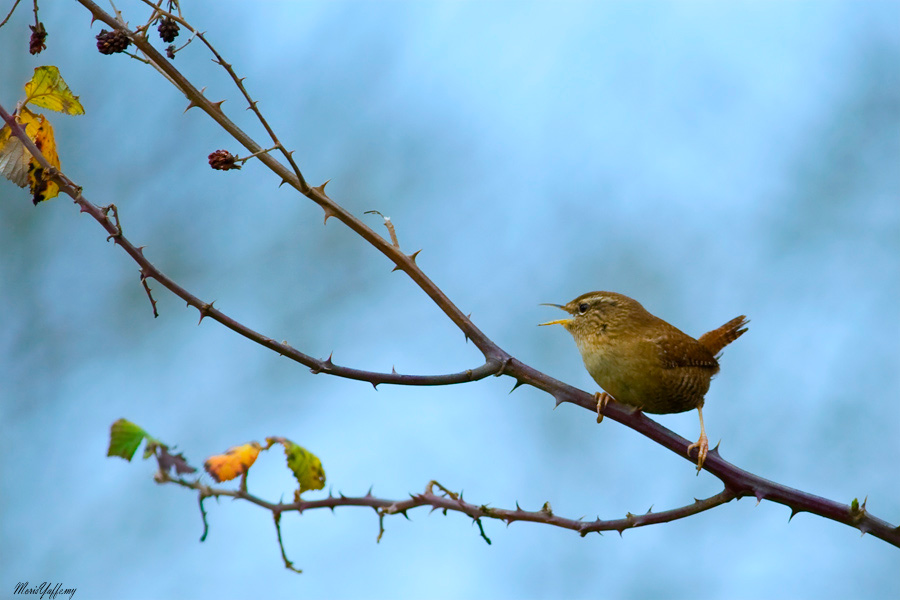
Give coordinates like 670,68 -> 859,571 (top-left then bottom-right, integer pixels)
578,302 -> 589,314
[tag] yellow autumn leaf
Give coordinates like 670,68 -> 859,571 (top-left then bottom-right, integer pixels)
203,441 -> 262,483
23,109 -> 61,204
23,66 -> 85,116
0,107 -> 61,204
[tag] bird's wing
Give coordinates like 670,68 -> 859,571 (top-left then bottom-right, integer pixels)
649,327 -> 719,370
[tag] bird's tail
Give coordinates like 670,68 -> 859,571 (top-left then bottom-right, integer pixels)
699,315 -> 748,356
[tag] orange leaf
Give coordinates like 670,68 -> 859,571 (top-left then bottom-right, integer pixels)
203,442 -> 262,483
0,107 -> 61,204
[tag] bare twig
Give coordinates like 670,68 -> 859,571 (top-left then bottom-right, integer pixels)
273,512 -> 303,574
0,102 -> 501,387
0,0 -> 23,29
365,210 -> 401,248
134,0 -> 308,188
75,0 -> 506,367
140,272 -> 159,318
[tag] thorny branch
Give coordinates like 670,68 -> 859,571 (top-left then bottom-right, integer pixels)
2,0 -> 897,566
156,467 -> 739,568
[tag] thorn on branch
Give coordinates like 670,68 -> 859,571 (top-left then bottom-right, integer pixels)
313,180 -> 330,195
197,301 -> 216,324
508,379 -> 525,394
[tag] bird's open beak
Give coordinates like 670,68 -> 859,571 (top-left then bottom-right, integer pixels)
538,303 -> 571,326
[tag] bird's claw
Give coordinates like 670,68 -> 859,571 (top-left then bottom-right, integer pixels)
687,433 -> 708,473
594,392 -> 611,423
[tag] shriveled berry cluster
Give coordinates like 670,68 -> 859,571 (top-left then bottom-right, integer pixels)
208,150 -> 241,171
96,29 -> 131,54
157,17 -> 180,43
29,22 -> 48,55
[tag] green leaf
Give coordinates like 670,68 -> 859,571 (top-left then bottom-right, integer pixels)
266,437 -> 326,498
107,418 -> 149,461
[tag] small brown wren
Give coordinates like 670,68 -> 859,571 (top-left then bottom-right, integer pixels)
540,291 -> 748,471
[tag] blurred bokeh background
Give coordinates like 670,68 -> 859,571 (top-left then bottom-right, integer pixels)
2,1 -> 898,598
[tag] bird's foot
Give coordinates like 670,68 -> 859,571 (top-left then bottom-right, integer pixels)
687,433 -> 708,473
594,392 -> 611,423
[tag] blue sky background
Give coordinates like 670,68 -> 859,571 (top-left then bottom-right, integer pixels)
1,1 -> 898,599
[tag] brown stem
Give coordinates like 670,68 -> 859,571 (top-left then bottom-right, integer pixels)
158,471 -> 738,539
74,0 -> 507,367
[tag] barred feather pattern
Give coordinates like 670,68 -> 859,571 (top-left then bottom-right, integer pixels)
698,316 -> 749,357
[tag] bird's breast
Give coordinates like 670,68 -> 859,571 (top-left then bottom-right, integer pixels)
574,336 -> 709,413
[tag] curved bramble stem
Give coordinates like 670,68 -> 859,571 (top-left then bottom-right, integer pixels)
75,0 -> 508,368
0,0 -> 24,29
0,102 -> 501,388
158,469 -> 738,542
